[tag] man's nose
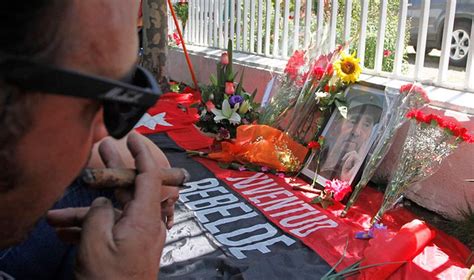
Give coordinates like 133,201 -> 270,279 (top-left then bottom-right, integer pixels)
350,125 -> 361,137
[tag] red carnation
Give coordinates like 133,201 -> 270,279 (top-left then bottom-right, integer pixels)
323,84 -> 330,92
324,179 -> 352,202
400,83 -> 415,94
425,114 -> 443,126
285,50 -> 306,81
308,141 -> 321,150
312,66 -> 325,80
415,110 -> 427,123
442,120 -> 457,132
326,63 -> 334,76
413,85 -> 430,103
453,127 -> 467,137
406,109 -> 417,119
400,83 -> 430,103
462,133 -> 474,143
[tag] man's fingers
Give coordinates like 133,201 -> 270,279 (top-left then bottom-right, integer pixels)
81,197 -> 115,246
99,138 -> 126,168
47,207 -> 122,227
161,199 -> 176,230
126,133 -> 157,174
114,189 -> 134,206
125,133 -> 162,219
82,168 -> 189,189
342,151 -> 357,162
47,207 -> 90,227
165,213 -> 174,230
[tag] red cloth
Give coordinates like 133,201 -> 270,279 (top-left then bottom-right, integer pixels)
138,94 -> 473,279
358,220 -> 436,280
134,92 -> 200,135
196,160 -> 471,279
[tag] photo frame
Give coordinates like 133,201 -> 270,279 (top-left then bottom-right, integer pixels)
302,83 -> 393,187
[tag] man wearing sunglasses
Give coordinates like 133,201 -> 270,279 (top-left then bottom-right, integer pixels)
0,1 -> 179,279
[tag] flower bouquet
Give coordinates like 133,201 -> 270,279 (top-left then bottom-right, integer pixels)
341,83 -> 430,217
259,50 -> 310,126
260,37 -> 361,144
195,40 -> 259,140
371,109 -> 474,224
284,50 -> 362,144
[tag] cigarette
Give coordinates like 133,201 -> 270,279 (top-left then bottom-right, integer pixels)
81,168 -> 190,189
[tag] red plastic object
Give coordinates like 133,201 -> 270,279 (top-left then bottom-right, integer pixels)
358,219 -> 436,280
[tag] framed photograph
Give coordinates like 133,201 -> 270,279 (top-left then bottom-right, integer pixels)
302,84 -> 392,187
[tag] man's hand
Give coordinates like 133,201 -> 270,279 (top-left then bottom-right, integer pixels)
340,151 -> 362,182
160,186 -> 179,229
47,133 -> 184,279
88,132 -> 179,229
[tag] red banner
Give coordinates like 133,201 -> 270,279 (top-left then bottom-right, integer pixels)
134,92 -> 200,135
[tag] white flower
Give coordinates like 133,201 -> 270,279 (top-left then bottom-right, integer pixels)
316,91 -> 330,99
211,99 -> 241,125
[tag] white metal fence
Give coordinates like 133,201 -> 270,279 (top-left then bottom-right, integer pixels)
168,0 -> 474,92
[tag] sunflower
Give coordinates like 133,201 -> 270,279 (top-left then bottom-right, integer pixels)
334,52 -> 361,84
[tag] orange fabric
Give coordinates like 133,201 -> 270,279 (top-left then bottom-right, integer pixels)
208,125 -> 308,172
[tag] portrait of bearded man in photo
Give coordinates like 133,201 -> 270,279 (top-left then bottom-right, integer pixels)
312,90 -> 384,185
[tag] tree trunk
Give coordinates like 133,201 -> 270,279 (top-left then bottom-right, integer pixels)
142,0 -> 169,91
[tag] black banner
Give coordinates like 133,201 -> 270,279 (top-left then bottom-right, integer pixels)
148,134 -> 331,279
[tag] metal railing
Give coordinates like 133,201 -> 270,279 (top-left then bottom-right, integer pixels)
168,0 -> 474,92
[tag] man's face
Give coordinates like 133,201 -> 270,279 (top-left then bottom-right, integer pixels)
337,109 -> 376,153
0,0 -> 140,248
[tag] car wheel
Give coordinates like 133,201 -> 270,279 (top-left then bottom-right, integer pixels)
449,21 -> 471,67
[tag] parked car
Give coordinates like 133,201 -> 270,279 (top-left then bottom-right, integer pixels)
407,0 -> 473,67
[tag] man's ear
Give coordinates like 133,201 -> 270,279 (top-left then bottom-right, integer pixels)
91,107 -> 108,144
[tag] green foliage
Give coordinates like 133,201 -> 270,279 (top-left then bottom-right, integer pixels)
173,2 -> 189,31
335,0 -> 411,72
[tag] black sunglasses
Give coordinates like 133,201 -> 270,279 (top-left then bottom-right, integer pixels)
0,57 -> 162,139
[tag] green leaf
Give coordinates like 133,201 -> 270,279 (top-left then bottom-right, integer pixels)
321,238 -> 350,279
228,39 -> 233,75
218,162 -> 231,169
170,83 -> 180,93
210,75 -> 218,86
235,68 -> 245,95
229,71 -> 239,82
338,261 -> 407,278
217,63 -> 224,87
251,88 -> 258,100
